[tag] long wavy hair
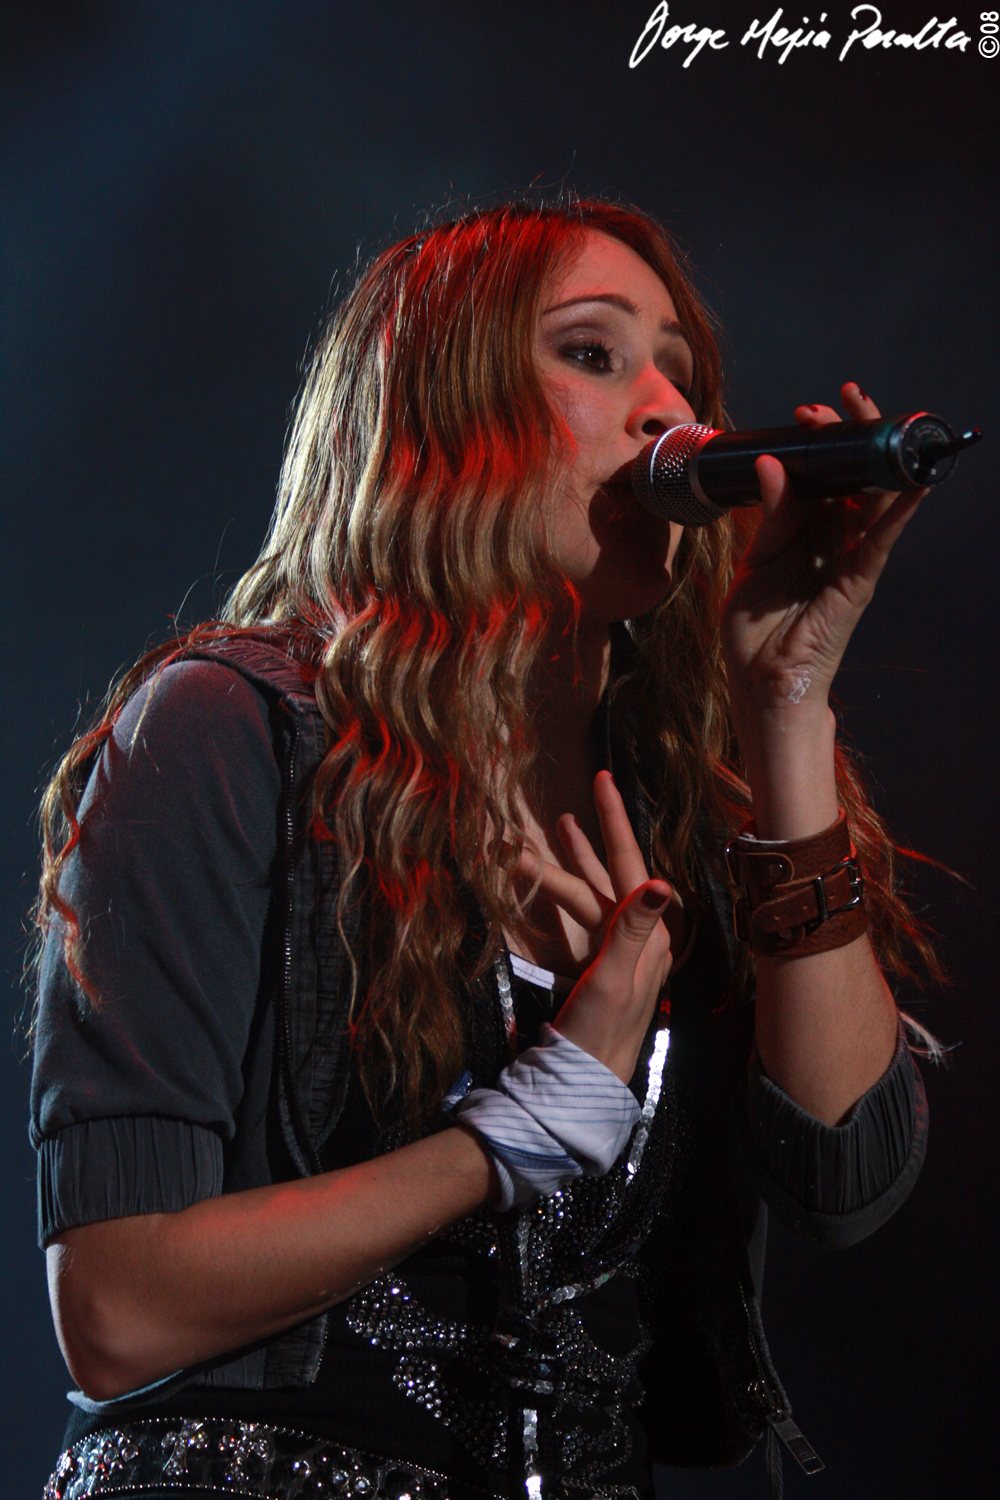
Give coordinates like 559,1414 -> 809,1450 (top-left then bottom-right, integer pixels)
34,199 -> 943,1123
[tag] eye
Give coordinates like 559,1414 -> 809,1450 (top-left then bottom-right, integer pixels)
662,364 -> 694,403
668,372 -> 695,406
560,339 -> 615,373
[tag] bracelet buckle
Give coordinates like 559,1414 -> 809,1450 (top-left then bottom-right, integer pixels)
812,854 -> 863,924
728,828 -> 866,955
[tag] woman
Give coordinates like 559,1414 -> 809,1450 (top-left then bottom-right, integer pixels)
31,200 -> 934,1500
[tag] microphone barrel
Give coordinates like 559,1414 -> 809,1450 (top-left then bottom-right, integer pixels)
700,414 -> 958,499
632,413 -> 960,525
700,421 -> 894,502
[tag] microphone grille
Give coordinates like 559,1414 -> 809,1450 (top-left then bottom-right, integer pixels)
632,424 -> 722,526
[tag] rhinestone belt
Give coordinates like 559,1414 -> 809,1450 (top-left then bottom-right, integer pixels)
43,1418 -> 461,1500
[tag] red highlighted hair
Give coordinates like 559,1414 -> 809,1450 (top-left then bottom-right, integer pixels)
35,200 -> 943,1120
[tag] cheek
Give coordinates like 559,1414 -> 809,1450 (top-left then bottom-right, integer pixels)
544,378 -> 611,470
545,493 -> 601,574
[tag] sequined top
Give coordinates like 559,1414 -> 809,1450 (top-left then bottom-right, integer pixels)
302,954 -> 676,1500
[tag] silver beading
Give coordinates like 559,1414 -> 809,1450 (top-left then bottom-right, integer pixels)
44,1419 -> 453,1499
347,1017 -> 676,1494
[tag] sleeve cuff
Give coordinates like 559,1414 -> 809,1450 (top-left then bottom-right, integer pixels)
37,1116 -> 224,1247
743,1019 -> 928,1247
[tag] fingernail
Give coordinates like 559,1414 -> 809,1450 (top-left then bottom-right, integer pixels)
855,385 -> 868,400
808,404 -> 820,412
642,887 -> 669,911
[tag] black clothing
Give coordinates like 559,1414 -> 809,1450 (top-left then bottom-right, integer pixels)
32,640 -> 927,1497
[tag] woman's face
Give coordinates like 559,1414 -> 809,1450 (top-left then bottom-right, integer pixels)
534,229 -> 697,623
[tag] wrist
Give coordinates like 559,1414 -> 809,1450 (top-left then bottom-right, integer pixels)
736,704 -> 838,841
449,1121 -> 504,1207
451,1030 -> 641,1210
726,808 -> 867,959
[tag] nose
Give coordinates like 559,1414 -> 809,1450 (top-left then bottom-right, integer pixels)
626,368 -> 695,442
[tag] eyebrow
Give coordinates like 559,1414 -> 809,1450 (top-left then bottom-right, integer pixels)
542,292 -> 689,341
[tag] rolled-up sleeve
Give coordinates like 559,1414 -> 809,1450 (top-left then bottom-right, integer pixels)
743,1019 -> 928,1248
30,661 -> 281,1246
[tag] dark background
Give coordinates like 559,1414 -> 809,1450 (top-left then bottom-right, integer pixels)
3,3 -> 997,1495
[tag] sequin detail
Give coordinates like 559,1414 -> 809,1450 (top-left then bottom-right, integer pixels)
522,1408 -> 542,1499
627,1027 -> 670,1178
44,1419 -> 454,1498
345,1019 -> 675,1493
494,950 -> 518,1057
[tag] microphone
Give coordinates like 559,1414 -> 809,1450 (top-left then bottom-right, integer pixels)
631,413 -> 983,526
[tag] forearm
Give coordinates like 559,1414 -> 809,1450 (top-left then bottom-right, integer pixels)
754,941 -> 898,1125
48,1122 -> 496,1402
736,702 -> 898,1126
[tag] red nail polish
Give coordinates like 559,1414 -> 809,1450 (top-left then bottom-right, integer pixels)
855,385 -> 868,400
642,888 -> 669,911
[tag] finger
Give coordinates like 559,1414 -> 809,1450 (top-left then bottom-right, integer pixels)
855,485 -> 904,531
793,386 -> 883,429
592,771 -> 651,902
556,813 -> 616,901
794,402 -> 842,429
840,381 -> 882,421
596,881 -> 673,993
511,842 -> 561,915
852,486 -> 926,577
511,827 -> 616,931
841,387 -> 897,522
733,455 -> 801,571
757,389 -> 901,577
524,853 -> 613,930
830,385 -> 906,526
755,452 -> 790,517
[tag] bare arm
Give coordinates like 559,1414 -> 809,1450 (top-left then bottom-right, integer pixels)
48,1122 -> 497,1402
723,384 -> 922,1125
737,703 -> 898,1125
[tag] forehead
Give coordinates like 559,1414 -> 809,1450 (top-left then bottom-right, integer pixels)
544,229 -> 679,322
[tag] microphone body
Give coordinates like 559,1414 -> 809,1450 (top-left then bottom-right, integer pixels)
631,413 -> 972,526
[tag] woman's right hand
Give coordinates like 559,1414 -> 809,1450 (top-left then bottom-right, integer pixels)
527,770 -> 674,1083
47,1120 -> 500,1403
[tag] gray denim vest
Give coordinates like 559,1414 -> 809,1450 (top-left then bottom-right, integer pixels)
184,632 -> 360,1390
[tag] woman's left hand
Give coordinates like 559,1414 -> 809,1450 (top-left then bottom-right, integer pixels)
721,383 -> 926,728
718,385 -> 906,1113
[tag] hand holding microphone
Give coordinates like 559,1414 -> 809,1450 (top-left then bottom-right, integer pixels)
632,408 -> 982,526
712,384 -> 975,730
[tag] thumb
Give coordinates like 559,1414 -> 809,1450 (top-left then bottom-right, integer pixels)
601,881 -> 672,974
738,455 -> 801,570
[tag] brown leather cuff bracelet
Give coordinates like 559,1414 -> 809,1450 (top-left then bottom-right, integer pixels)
725,809 -> 867,957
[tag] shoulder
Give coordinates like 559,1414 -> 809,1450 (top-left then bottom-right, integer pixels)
116,658 -> 276,749
82,660 -> 284,831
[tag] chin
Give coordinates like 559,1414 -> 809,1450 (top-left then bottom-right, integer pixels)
588,567 -> 676,626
